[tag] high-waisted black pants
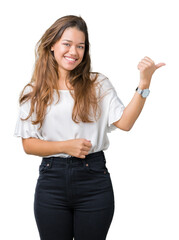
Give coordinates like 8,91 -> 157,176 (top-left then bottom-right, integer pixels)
34,150 -> 115,240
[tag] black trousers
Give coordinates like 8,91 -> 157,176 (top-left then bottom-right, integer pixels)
34,150 -> 115,240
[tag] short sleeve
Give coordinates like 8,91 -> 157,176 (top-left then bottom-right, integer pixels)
98,74 -> 125,133
14,107 -> 43,139
14,85 -> 43,139
107,88 -> 125,132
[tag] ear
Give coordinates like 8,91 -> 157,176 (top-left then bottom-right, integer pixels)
51,45 -> 54,51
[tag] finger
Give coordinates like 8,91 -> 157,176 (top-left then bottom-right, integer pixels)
137,63 -> 145,70
81,151 -> 89,158
83,150 -> 90,155
138,62 -> 148,68
155,63 -> 166,69
84,140 -> 92,147
143,56 -> 154,63
140,59 -> 152,66
83,146 -> 91,151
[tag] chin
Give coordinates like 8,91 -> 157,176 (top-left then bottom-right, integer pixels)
65,64 -> 80,70
65,66 -> 78,71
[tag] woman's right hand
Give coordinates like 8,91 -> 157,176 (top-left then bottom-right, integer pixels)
63,138 -> 92,158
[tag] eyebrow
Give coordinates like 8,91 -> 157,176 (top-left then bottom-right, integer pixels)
62,39 -> 85,45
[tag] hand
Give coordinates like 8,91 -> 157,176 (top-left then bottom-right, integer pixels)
64,138 -> 92,159
137,56 -> 166,88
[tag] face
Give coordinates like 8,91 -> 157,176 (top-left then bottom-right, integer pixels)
51,27 -> 85,77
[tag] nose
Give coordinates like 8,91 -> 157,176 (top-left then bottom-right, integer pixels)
69,46 -> 78,56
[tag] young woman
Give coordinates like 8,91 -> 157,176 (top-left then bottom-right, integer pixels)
14,15 -> 165,240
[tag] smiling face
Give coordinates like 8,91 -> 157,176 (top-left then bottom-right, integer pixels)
51,27 -> 85,78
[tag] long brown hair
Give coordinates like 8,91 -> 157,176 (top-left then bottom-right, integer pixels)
19,15 -> 104,129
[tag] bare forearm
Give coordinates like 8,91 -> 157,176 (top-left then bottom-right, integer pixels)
22,138 -> 66,157
114,81 -> 149,131
114,56 -> 165,131
119,90 -> 147,130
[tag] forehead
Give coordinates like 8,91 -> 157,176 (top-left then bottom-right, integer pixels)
60,27 -> 85,42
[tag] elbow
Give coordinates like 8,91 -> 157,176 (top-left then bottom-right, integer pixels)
123,127 -> 131,132
22,144 -> 31,155
122,126 -> 132,131
113,117 -> 134,132
120,124 -> 134,132
22,138 -> 32,155
23,148 -> 31,155
126,124 -> 134,131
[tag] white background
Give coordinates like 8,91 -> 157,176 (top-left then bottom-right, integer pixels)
0,0 -> 179,239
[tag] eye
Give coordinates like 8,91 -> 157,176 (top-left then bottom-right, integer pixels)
78,46 -> 84,49
63,43 -> 70,46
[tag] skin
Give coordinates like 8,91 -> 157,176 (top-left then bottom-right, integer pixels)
23,27 -> 91,158
51,27 -> 85,89
22,28 -> 166,158
113,57 -> 166,131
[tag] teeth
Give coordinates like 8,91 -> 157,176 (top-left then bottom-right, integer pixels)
65,57 -> 76,62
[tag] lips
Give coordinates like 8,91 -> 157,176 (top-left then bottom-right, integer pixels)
64,56 -> 78,62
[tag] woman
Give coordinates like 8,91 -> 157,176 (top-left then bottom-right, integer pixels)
14,15 -> 165,240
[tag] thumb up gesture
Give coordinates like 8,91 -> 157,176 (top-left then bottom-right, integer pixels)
137,56 -> 166,88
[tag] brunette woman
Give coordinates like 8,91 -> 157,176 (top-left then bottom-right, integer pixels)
14,15 -> 165,240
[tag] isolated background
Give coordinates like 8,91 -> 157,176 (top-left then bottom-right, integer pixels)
1,0 -> 179,239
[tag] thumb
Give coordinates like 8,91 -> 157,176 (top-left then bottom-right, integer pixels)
155,62 -> 166,69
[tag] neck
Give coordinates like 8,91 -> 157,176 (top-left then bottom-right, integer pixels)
58,68 -> 70,82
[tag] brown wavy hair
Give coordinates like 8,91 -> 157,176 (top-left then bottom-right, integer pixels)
19,15 -> 104,129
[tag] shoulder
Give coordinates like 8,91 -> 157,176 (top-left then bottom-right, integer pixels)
90,72 -> 117,101
90,72 -> 115,91
90,72 -> 108,82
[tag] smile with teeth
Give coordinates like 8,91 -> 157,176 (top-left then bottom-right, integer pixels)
64,56 -> 77,62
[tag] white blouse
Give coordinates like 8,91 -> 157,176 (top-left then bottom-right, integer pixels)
14,73 -> 125,158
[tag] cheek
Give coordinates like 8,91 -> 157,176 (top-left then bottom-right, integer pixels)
54,45 -> 66,55
53,48 -> 66,61
79,50 -> 85,60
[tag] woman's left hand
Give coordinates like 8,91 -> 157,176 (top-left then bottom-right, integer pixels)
137,56 -> 166,88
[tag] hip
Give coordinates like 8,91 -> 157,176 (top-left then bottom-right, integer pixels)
36,151 -> 114,198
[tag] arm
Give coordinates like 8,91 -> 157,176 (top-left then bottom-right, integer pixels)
113,56 -> 166,131
22,138 -> 92,158
22,138 -> 66,157
114,88 -> 147,131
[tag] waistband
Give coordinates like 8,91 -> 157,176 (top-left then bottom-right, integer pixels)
42,150 -> 105,164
